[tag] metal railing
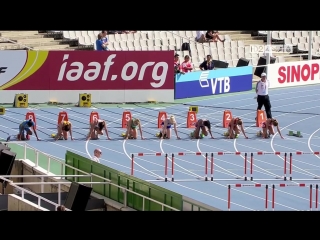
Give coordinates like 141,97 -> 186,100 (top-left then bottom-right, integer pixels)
2,141 -> 180,211
0,176 -> 71,211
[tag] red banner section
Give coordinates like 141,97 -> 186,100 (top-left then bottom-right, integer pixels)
0,50 -> 174,90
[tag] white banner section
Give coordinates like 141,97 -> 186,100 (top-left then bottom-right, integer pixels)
267,60 -> 320,89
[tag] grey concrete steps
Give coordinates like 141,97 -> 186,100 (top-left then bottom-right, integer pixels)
32,45 -> 73,50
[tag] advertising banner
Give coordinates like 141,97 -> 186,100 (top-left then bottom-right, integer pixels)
175,66 -> 253,99
0,50 -> 174,103
267,60 -> 320,89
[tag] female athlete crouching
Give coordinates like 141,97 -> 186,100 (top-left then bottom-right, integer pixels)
18,119 -> 39,141
191,119 -> 214,139
261,118 -> 284,139
55,121 -> 74,140
87,119 -> 111,140
158,116 -> 180,139
228,118 -> 248,139
125,118 -> 144,140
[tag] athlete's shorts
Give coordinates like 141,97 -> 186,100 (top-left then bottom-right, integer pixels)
261,122 -> 267,128
161,122 -> 171,129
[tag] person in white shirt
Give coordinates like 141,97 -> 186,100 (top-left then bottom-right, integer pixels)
196,31 -> 206,43
92,148 -> 101,163
255,72 -> 272,118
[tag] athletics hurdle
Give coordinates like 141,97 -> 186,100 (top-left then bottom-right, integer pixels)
130,152 -> 205,182
228,183 -> 318,211
285,152 -> 320,180
131,151 -> 320,182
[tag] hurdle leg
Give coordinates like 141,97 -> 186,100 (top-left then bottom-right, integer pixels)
310,184 -> 313,211
210,153 -> 214,181
289,153 -> 292,180
171,153 -> 174,182
284,153 -> 287,181
250,153 -> 253,181
265,185 -> 268,211
272,184 -> 275,211
244,153 -> 247,181
131,154 -> 134,176
205,153 -> 208,181
228,185 -> 231,211
316,185 -> 318,210
165,154 -> 168,182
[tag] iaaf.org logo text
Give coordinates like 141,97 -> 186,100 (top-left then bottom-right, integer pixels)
250,44 -> 293,54
0,67 -> 7,74
57,54 -> 169,88
198,71 -> 230,94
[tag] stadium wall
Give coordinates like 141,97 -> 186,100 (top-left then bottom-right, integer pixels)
65,151 -> 183,211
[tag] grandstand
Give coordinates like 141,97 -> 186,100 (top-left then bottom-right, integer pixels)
1,30 -> 315,72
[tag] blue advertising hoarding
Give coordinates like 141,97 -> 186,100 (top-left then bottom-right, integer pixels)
175,66 -> 253,99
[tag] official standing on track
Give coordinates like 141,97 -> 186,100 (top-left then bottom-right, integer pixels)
256,72 -> 272,118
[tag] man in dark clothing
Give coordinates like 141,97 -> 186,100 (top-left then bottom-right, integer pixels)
199,55 -> 215,70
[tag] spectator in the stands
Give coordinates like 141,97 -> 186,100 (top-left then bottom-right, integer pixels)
196,31 -> 206,43
180,55 -> 193,73
174,53 -> 183,75
205,31 -> 215,42
199,55 -> 215,70
101,31 -> 109,50
212,31 -> 225,42
95,33 -> 108,51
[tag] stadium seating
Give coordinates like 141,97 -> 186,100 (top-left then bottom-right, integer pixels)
3,30 -> 320,70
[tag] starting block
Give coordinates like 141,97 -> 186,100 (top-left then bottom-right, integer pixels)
189,106 -> 198,113
187,111 -> 197,128
122,111 -> 132,128
58,111 -> 69,123
288,131 -> 303,138
121,132 -> 135,139
224,131 -> 238,138
90,111 -> 100,123
257,131 -> 271,138
25,112 -> 36,130
50,133 -> 63,140
256,110 -> 266,127
17,133 -> 30,140
158,111 -> 167,128
190,132 -> 204,139
223,110 -> 232,128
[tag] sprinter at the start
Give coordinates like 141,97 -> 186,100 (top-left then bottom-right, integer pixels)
87,118 -> 111,140
17,119 -> 39,141
55,121 -> 73,140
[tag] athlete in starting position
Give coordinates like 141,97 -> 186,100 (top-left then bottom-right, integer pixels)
158,116 -> 180,139
260,118 -> 284,139
191,119 -> 214,139
87,118 -> 111,140
55,121 -> 73,140
18,119 -> 39,141
228,117 -> 248,139
125,118 -> 144,140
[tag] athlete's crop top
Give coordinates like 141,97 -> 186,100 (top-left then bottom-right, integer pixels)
229,118 -> 240,127
131,118 -> 138,129
21,120 -> 34,129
